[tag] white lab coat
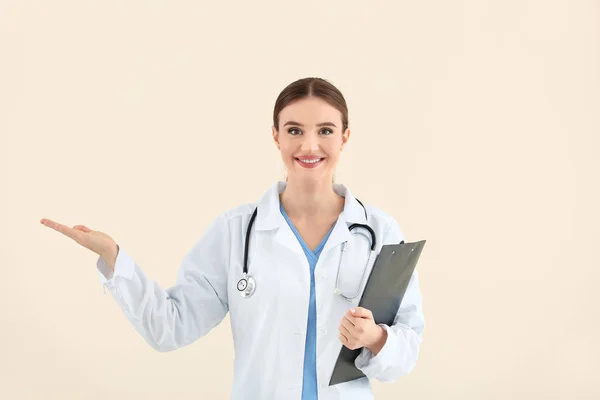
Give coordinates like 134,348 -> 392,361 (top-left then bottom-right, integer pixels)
97,181 -> 425,399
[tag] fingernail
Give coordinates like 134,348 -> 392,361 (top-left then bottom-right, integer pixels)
351,308 -> 355,313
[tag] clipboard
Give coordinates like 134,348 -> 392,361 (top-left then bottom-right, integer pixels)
328,239 -> 426,386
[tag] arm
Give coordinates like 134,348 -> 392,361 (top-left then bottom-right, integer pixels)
96,213 -> 231,352
354,219 -> 426,382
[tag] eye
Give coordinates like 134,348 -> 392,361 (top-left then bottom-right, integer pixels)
287,127 -> 333,136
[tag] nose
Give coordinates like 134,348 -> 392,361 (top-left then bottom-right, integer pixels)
300,131 -> 320,153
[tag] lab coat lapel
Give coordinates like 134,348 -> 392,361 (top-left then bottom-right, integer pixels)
318,217 -> 350,257
273,222 -> 305,256
319,183 -> 367,256
254,181 -> 305,256
253,181 -> 368,257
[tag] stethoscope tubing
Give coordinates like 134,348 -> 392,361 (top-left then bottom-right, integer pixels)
238,198 -> 375,299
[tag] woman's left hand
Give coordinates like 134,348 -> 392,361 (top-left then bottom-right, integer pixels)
338,307 -> 388,355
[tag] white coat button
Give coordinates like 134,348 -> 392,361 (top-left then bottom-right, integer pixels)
319,327 -> 327,335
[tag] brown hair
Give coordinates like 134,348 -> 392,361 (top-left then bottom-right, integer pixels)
272,77 -> 349,132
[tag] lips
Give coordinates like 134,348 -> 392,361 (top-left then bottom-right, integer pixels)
295,157 -> 325,168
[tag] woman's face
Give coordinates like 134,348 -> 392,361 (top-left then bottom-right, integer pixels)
272,96 -> 350,185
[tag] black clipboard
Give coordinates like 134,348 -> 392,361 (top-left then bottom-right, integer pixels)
328,239 -> 426,386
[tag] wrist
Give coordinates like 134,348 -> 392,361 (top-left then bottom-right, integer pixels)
366,325 -> 388,356
102,243 -> 119,271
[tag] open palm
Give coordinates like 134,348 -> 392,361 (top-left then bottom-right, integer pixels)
40,218 -> 117,261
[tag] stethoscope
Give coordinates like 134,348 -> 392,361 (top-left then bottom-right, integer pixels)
237,198 -> 376,301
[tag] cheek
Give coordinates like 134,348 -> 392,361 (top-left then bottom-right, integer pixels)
325,144 -> 342,159
280,147 -> 295,161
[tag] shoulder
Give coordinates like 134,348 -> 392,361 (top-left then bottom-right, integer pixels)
363,203 -> 405,243
204,182 -> 270,233
190,203 -> 257,252
363,203 -> 399,229
205,202 -> 257,235
220,202 -> 257,224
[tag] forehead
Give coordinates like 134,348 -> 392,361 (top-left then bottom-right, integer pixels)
279,97 -> 342,125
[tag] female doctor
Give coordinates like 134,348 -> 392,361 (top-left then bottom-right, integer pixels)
40,77 -> 425,400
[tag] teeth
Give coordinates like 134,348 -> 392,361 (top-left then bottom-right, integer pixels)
300,158 -> 322,164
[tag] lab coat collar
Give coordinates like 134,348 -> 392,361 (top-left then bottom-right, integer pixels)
254,180 -> 368,256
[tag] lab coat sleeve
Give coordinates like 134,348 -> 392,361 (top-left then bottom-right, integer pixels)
354,218 -> 425,382
96,213 -> 231,352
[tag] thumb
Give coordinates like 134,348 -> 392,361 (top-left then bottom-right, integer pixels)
73,225 -> 92,233
349,307 -> 373,319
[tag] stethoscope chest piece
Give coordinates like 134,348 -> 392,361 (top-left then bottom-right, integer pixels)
237,274 -> 256,298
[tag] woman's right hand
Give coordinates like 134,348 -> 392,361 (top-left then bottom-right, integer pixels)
40,218 -> 119,270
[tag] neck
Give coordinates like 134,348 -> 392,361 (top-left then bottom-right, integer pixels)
279,178 -> 344,221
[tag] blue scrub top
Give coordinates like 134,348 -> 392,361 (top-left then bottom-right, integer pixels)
280,202 -> 335,400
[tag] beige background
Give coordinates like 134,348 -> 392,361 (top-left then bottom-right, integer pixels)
1,1 -> 599,399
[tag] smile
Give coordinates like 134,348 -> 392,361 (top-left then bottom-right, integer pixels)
295,158 -> 325,168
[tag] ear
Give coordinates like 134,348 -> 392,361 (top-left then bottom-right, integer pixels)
272,126 -> 280,150
341,128 -> 351,149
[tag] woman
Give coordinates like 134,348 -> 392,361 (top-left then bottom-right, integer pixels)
40,77 -> 425,400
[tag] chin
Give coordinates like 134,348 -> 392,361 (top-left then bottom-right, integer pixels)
291,173 -> 333,184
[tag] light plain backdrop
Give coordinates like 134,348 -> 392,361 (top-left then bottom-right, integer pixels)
1,1 -> 599,399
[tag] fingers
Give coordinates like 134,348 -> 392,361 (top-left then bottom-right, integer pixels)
40,218 -> 62,231
40,218 -> 84,242
344,314 -> 356,326
342,316 -> 368,338
347,307 -> 373,320
338,332 -> 348,345
340,317 -> 354,332
342,312 -> 369,339
339,320 -> 352,337
40,218 -> 69,235
73,225 -> 91,233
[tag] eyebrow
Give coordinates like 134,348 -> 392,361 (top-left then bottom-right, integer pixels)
283,121 -> 337,128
